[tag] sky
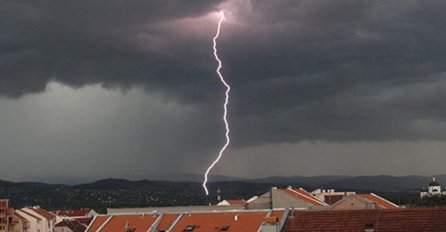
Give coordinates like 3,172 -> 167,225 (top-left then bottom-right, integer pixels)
1,0 -> 446,182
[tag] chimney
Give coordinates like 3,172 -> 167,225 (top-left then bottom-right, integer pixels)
234,215 -> 239,221
289,207 -> 295,218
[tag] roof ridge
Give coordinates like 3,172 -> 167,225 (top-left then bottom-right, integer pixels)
368,193 -> 399,208
284,188 -> 328,206
17,209 -> 42,220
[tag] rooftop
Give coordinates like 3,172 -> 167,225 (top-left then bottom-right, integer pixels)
357,193 -> 399,209
281,187 -> 328,206
284,208 -> 446,232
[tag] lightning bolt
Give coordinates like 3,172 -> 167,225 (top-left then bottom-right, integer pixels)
203,11 -> 229,196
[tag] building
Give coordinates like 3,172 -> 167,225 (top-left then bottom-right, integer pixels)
52,209 -> 97,226
310,188 -> 355,205
0,199 -> 29,232
217,199 -> 247,206
420,177 -> 446,198
12,214 -> 30,232
247,186 -> 328,210
283,208 -> 446,232
54,220 -> 85,232
0,200 -> 21,232
86,209 -> 287,232
16,207 -> 56,232
328,193 -> 399,210
15,210 -> 40,232
0,199 -> 13,232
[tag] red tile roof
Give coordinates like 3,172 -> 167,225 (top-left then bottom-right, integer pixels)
14,213 -> 29,222
171,211 -> 275,232
156,214 -> 179,231
28,207 -> 56,220
16,209 -> 41,220
284,208 -> 446,232
86,210 -> 285,232
86,215 -> 109,232
281,188 -> 328,206
226,199 -> 247,206
54,209 -> 91,217
99,214 -> 158,232
358,193 -> 399,209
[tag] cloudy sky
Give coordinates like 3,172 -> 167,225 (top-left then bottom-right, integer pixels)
1,0 -> 446,182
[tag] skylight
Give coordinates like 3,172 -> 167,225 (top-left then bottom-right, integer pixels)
183,225 -> 196,232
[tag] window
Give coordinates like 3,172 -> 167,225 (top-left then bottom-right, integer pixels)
183,225 -> 196,232
220,226 -> 230,231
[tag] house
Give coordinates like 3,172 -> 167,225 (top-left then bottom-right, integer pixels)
54,220 -> 85,232
283,208 -> 446,232
217,199 -> 247,206
18,207 -> 56,232
311,188 -> 355,205
15,210 -> 41,232
328,193 -> 399,210
247,186 -> 328,209
86,209 -> 287,232
52,209 -> 97,226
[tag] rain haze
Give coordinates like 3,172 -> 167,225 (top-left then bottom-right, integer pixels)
1,0 -> 446,183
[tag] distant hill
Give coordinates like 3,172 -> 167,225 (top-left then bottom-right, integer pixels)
0,178 -> 277,212
0,175 -> 443,211
146,173 -> 243,182
321,175 -> 428,192
244,175 -> 350,186
249,175 -> 446,191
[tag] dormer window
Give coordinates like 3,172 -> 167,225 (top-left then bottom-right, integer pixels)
184,225 -> 196,232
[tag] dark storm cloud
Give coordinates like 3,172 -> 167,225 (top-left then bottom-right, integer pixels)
2,0 -> 446,147
0,0 -> 223,97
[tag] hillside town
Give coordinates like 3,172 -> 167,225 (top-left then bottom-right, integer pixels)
1,178 -> 446,232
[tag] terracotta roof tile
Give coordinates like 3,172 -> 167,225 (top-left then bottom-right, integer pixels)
156,214 -> 179,231
226,200 -> 247,206
171,211 -> 274,232
17,209 -> 42,221
55,209 -> 91,217
282,188 -> 327,206
284,208 -> 446,232
86,215 -> 109,232
99,214 -> 158,232
14,213 -> 29,222
358,193 -> 399,209
29,207 -> 55,220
